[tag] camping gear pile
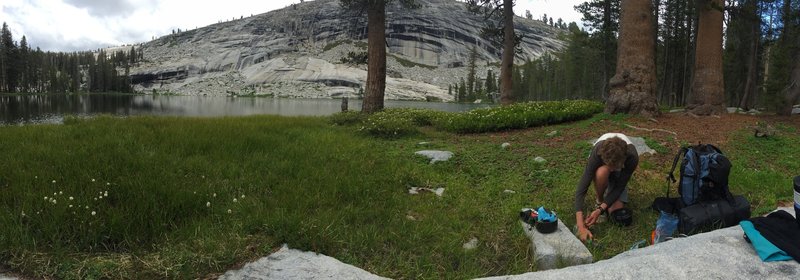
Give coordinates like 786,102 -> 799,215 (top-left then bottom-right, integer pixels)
651,144 -> 751,244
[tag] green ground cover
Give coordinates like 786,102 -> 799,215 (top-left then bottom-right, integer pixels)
0,104 -> 797,279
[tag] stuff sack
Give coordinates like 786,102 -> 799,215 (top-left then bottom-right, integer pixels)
678,195 -> 751,234
668,144 -> 733,207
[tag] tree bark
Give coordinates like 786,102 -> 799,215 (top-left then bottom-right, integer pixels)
739,2 -> 760,110
779,1 -> 799,116
362,0 -> 387,114
688,0 -> 726,115
499,0 -> 514,105
606,0 -> 660,117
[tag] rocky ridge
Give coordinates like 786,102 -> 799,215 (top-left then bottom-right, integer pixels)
129,0 -> 565,100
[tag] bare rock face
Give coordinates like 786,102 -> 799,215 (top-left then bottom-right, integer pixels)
129,0 -> 565,99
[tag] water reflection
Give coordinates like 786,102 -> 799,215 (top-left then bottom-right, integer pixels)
0,94 -> 491,125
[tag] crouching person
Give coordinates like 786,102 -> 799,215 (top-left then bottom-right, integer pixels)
575,133 -> 639,241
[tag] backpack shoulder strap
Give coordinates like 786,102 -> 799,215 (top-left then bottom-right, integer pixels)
667,147 -> 688,183
665,147 -> 688,197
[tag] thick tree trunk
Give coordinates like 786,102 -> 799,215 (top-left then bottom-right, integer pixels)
688,0 -> 726,115
362,0 -> 387,114
499,0 -> 514,105
739,7 -> 760,110
606,0 -> 660,117
779,4 -> 799,116
780,58 -> 800,115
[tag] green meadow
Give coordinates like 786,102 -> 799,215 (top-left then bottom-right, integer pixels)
0,102 -> 797,279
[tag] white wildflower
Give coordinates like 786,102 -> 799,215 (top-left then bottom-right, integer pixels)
91,211 -> 96,216
44,196 -> 48,200
104,191 -> 108,197
106,182 -> 110,186
241,194 -> 245,198
206,202 -> 211,207
85,206 -> 89,209
92,179 -> 96,182
213,193 -> 217,197
59,191 -> 63,195
69,205 -> 73,208
227,209 -> 232,214
233,198 -> 238,203
52,180 -> 56,183
69,196 -> 74,200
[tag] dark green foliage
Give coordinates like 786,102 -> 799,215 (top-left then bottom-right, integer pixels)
340,51 -> 368,65
330,110 -> 367,125
0,22 -> 137,94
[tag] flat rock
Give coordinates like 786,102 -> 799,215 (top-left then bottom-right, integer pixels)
534,157 -> 546,163
792,108 -> 799,115
414,150 -> 453,164
669,108 -> 686,113
0,275 -> 17,280
480,223 -> 800,280
546,131 -> 558,137
519,220 -> 593,270
501,143 -> 511,149
219,244 -> 390,280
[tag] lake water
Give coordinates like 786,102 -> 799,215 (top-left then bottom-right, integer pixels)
0,94 -> 491,125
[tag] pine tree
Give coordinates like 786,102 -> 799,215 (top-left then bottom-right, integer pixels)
340,0 -> 418,113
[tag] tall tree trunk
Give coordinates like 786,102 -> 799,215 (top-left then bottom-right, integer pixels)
780,55 -> 800,115
779,0 -> 798,115
739,3 -> 760,110
362,0 -> 387,113
688,0 -> 726,115
499,0 -> 514,105
606,0 -> 660,117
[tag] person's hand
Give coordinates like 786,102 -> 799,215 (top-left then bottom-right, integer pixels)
584,209 -> 601,227
578,227 -> 593,241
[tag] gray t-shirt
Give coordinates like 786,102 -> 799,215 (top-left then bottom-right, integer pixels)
574,140 -> 639,212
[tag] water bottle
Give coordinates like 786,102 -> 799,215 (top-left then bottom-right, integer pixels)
794,176 -> 800,227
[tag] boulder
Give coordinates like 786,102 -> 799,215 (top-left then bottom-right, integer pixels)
480,223 -> 800,280
218,244 -> 390,280
519,220 -> 593,270
414,150 -> 453,164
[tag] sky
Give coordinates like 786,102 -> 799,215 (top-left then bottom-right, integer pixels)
0,0 -> 585,52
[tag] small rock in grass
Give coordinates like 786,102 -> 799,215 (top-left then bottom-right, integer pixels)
415,150 -> 453,164
534,157 -> 547,164
546,131 -> 557,137
463,237 -> 479,250
501,143 -> 511,149
504,189 -> 517,194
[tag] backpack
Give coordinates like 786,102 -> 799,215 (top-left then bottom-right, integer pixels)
667,144 -> 733,207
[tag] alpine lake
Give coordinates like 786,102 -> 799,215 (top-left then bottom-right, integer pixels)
0,93 -> 491,125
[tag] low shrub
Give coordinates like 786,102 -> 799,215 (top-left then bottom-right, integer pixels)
358,110 -> 419,138
434,100 -> 604,133
330,111 -> 366,126
334,100 -> 603,137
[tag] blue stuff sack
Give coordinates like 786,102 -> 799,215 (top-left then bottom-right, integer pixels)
537,206 -> 556,222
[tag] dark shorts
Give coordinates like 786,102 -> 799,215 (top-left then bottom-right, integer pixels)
604,185 -> 629,204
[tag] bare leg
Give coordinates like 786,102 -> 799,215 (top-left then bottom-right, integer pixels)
593,165 -> 611,204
